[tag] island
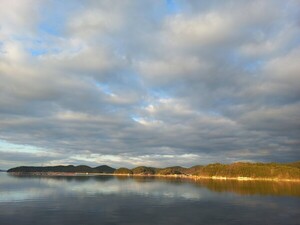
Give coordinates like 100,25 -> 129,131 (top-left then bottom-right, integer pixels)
7,161 -> 300,182
7,165 -> 115,175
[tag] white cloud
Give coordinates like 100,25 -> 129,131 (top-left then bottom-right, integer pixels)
162,12 -> 234,48
0,0 -> 41,36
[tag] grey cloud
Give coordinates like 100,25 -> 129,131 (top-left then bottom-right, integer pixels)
0,0 -> 299,169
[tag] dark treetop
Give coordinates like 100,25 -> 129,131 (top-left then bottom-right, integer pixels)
7,165 -> 115,174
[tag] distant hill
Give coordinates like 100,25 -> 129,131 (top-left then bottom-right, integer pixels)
7,165 -> 116,174
113,161 -> 300,180
132,166 -> 156,175
0,169 -> 6,172
94,165 -> 116,173
7,161 -> 300,181
114,167 -> 133,175
156,166 -> 187,175
285,161 -> 300,169
188,162 -> 300,179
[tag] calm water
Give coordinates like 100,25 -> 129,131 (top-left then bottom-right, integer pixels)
0,173 -> 299,225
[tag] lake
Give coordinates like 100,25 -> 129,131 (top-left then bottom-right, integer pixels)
0,173 -> 299,225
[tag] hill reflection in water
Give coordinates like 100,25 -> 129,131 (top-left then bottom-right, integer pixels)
1,173 -> 299,225
193,179 -> 300,197
8,174 -> 300,197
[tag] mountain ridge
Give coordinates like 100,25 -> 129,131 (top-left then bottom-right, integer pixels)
7,161 -> 300,181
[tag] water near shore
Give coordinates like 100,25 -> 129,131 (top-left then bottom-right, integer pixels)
0,173 -> 299,225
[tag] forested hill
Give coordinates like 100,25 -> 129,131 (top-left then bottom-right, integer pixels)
7,165 -> 115,174
113,162 -> 300,180
7,162 -> 300,180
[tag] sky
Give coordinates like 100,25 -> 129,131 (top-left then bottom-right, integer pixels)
0,0 -> 299,169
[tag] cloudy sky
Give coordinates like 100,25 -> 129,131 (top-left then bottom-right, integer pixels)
0,0 -> 299,169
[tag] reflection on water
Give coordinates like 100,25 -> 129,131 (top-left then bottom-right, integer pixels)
2,174 -> 299,203
194,179 -> 300,197
0,173 -> 299,225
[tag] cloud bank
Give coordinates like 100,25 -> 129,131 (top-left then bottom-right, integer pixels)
0,0 -> 299,169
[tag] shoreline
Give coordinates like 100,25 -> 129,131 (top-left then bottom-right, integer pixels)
7,172 -> 300,182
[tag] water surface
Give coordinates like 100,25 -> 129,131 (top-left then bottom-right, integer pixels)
0,173 -> 299,225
